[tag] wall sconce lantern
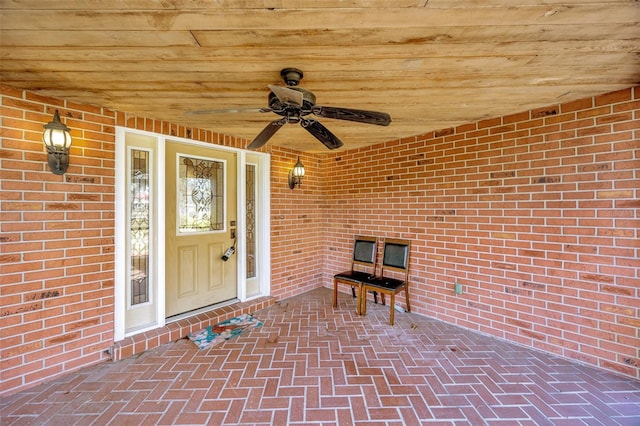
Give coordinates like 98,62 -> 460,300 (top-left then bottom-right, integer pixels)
42,109 -> 72,175
288,157 -> 305,189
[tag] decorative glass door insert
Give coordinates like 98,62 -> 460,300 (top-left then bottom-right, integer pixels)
130,149 -> 150,306
246,164 -> 256,279
178,155 -> 224,233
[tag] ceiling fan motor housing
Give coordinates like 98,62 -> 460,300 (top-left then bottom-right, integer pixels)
268,88 -> 316,113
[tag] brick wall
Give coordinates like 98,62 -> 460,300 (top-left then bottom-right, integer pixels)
269,149 -> 325,300
1,87 -> 117,395
321,87 -> 640,379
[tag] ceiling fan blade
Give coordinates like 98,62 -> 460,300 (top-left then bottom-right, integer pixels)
301,119 -> 344,150
246,118 -> 287,150
268,85 -> 304,106
312,106 -> 391,126
186,107 -> 269,115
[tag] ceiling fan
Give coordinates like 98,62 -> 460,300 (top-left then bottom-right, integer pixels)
191,68 -> 391,150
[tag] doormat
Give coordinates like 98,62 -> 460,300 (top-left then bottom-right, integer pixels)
187,314 -> 263,350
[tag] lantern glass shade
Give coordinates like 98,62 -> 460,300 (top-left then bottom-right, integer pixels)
43,110 -> 72,150
288,157 -> 305,189
292,158 -> 305,178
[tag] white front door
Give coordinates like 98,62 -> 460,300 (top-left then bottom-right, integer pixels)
164,141 -> 237,317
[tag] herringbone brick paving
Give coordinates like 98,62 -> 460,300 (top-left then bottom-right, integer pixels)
1,287 -> 639,425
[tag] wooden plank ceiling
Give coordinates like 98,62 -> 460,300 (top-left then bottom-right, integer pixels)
1,0 -> 639,152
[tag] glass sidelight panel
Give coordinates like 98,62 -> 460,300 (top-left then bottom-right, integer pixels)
122,131 -> 158,336
130,149 -> 150,305
178,156 -> 224,233
246,164 -> 256,279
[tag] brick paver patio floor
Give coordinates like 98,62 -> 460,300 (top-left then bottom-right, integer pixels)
2,287 -> 639,425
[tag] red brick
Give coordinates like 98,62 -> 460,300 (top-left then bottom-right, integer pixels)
595,88 -> 632,106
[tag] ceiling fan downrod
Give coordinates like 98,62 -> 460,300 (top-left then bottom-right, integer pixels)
280,68 -> 304,86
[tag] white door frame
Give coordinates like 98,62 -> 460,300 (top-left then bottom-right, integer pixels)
114,127 -> 271,341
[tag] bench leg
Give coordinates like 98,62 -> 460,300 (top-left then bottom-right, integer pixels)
360,285 -> 367,316
405,286 -> 411,313
333,279 -> 338,307
389,293 -> 395,326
